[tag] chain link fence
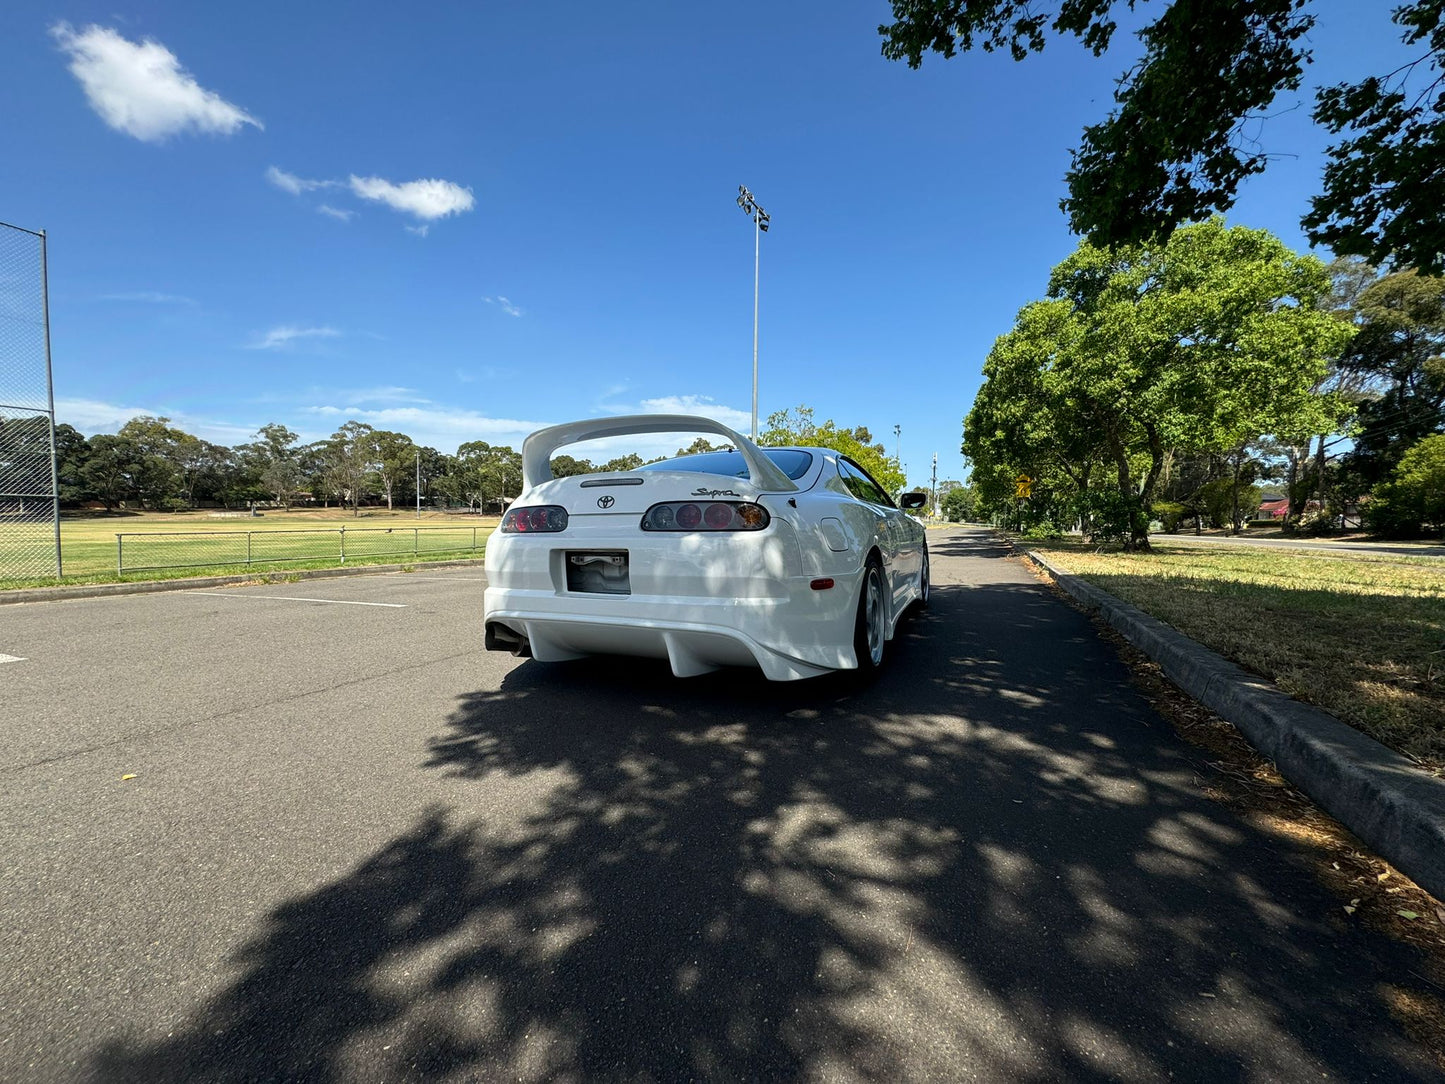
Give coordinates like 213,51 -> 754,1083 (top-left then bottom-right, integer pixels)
0,220 -> 60,581
116,525 -> 486,573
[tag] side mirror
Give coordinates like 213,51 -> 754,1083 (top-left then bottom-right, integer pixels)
899,492 -> 928,510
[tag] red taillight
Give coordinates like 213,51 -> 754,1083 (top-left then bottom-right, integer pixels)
500,505 -> 569,533
810,578 -> 835,590
641,501 -> 771,532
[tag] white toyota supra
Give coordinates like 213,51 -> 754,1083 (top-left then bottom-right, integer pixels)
482,414 -> 929,681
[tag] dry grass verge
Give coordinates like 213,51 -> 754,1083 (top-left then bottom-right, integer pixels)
1026,540 -> 1445,771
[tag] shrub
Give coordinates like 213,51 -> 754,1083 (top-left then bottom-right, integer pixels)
1072,488 -> 1140,544
1366,435 -> 1445,537
1153,501 -> 1187,532
1022,524 -> 1063,541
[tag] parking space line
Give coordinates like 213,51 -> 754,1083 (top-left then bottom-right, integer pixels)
0,654 -> 25,664
191,593 -> 406,608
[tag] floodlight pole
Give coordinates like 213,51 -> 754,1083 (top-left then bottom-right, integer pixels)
737,186 -> 769,441
752,215 -> 760,441
415,450 -> 421,519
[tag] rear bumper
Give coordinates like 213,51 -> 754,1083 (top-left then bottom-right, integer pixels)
483,580 -> 862,681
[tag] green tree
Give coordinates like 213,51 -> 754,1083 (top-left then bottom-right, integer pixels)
941,483 -> 978,522
1305,2 -> 1445,271
880,0 -> 1445,272
760,406 -> 906,494
673,438 -> 731,457
242,424 -> 303,509
455,441 -> 523,511
117,415 -> 189,509
54,422 -> 90,504
205,446 -> 263,509
548,454 -> 596,479
81,433 -> 142,511
323,421 -> 377,514
372,430 -> 417,511
965,220 -> 1354,549
1337,270 -> 1445,483
1367,433 -> 1445,536
415,446 -> 448,508
600,453 -> 646,472
297,441 -> 333,506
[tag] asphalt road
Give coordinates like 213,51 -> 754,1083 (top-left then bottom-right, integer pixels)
1,527 -> 1437,1082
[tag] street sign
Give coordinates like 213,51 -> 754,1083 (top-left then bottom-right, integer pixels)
1014,473 -> 1033,499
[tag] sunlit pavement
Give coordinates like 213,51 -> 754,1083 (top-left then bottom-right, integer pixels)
0,527 -> 1435,1082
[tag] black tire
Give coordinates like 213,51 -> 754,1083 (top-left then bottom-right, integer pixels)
916,544 -> 930,609
852,556 -> 889,677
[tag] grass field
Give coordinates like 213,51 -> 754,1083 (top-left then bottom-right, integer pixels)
1,509 -> 498,590
1027,540 -> 1445,769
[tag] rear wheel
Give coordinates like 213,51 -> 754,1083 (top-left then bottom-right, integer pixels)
853,557 -> 888,676
917,545 -> 930,608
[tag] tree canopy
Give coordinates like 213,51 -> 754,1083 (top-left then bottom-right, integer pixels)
47,408 -> 912,514
1336,269 -> 1445,482
881,0 -> 1445,272
964,219 -> 1354,547
760,406 -> 907,495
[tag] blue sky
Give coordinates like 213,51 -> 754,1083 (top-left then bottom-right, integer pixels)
0,1 -> 1416,486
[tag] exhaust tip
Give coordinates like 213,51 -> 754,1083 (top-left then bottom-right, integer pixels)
484,621 -> 532,657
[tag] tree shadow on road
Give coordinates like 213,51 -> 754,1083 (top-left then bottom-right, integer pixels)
93,581 -> 1439,1082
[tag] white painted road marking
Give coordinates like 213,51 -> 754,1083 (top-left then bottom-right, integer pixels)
0,654 -> 26,664
192,593 -> 406,608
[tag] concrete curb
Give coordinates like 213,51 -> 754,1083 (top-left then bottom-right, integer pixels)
1021,546 -> 1445,904
0,558 -> 489,606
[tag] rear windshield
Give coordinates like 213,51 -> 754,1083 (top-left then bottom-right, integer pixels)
636,449 -> 814,481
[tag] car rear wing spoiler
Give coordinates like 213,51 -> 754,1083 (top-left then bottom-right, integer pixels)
520,413 -> 799,493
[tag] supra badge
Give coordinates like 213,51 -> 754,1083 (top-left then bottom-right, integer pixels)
597,495 -> 616,509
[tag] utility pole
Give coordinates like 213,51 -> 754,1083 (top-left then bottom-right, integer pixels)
931,452 -> 939,522
736,185 -> 770,440
893,424 -> 901,467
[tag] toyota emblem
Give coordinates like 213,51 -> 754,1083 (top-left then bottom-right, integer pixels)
597,495 -> 616,509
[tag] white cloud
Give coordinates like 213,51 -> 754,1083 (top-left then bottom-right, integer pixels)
317,204 -> 356,222
55,397 -> 255,445
484,295 -> 523,317
99,291 -> 196,305
331,385 -> 431,405
51,23 -> 261,142
266,166 -> 337,195
248,325 -> 341,350
547,394 -> 755,461
405,224 -> 430,238
349,175 -> 475,220
636,395 -> 754,434
299,402 -> 551,454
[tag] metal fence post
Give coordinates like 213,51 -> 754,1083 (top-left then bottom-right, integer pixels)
247,532 -> 252,565
0,220 -> 62,584
115,534 -> 122,573
472,526 -> 477,552
339,526 -> 346,564
414,527 -> 419,557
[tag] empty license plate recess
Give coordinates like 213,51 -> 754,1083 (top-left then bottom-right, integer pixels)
566,551 -> 631,594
